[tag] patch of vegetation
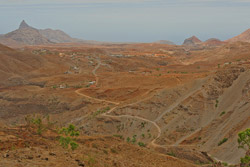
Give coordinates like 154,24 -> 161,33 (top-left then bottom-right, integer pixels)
138,142 -> 146,147
218,138 -> 228,146
148,133 -> 152,138
140,122 -> 146,128
222,162 -> 228,166
52,85 -> 58,89
86,155 -> 97,167
126,137 -> 131,143
238,128 -> 250,165
167,151 -> 176,157
220,111 -> 226,116
215,99 -> 219,108
25,115 -> 53,135
31,117 -> 44,135
92,107 -> 110,117
59,124 -> 80,151
131,135 -> 137,144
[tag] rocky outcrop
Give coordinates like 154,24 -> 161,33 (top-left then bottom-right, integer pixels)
19,20 -> 32,29
183,36 -> 202,46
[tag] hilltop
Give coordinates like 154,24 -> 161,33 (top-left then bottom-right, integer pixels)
0,20 -> 81,47
226,29 -> 250,43
183,36 -> 202,46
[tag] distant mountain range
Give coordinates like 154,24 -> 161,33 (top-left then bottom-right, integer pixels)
182,28 -> 250,47
0,20 -> 250,47
0,20 -> 82,47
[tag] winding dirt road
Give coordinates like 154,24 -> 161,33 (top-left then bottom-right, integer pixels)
74,57 -> 202,148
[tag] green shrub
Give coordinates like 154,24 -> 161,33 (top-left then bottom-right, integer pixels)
59,124 -> 80,151
25,115 -> 46,135
215,99 -> 219,108
220,111 -> 226,116
138,142 -> 146,147
222,162 -> 228,166
167,151 -> 176,157
238,128 -> 250,165
218,138 -> 228,146
87,155 -> 97,167
241,156 -> 250,164
140,122 -> 146,128
131,135 -> 137,144
92,107 -> 110,117
52,85 -> 57,89
238,128 -> 250,150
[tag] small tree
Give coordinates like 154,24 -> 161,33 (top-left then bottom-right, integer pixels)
238,128 -> 250,165
59,124 -> 80,151
25,115 -> 46,135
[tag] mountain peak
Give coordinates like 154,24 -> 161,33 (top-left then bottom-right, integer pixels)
183,36 -> 202,45
19,20 -> 30,29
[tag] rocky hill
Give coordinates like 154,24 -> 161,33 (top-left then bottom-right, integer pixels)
226,29 -> 250,43
0,43 -> 46,86
0,20 -> 81,47
4,26 -> 51,45
39,29 -> 81,43
203,38 -> 225,46
183,36 -> 202,46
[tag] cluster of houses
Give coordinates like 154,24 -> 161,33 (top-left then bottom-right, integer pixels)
64,66 -> 80,75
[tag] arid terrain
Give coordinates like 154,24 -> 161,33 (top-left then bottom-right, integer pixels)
0,21 -> 250,167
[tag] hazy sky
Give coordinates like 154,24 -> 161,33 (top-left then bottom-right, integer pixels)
0,0 -> 250,44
